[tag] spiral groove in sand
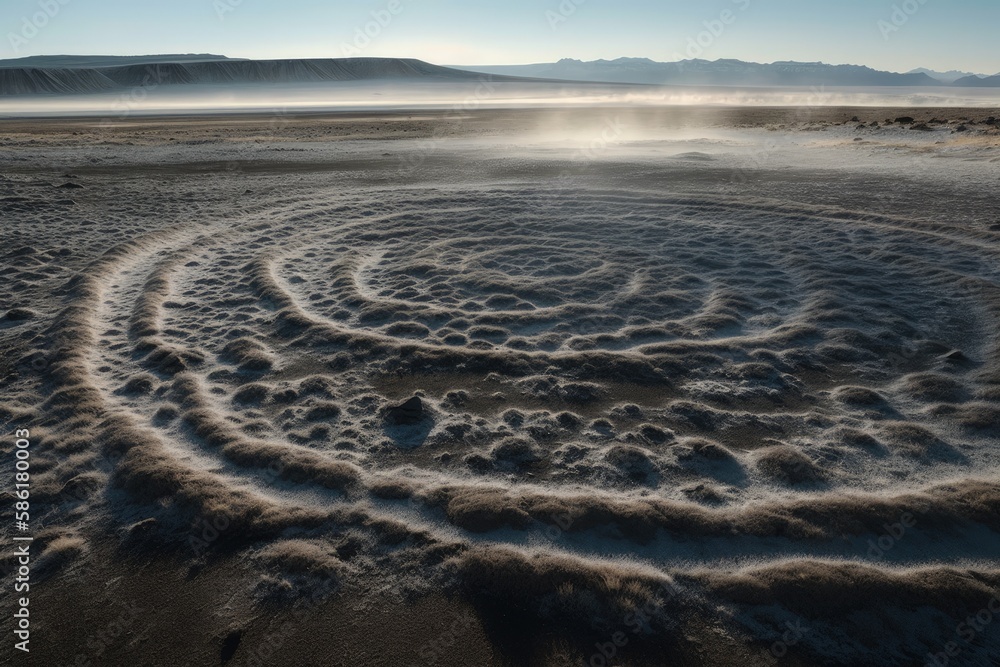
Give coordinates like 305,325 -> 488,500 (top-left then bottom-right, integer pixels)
7,107 -> 1000,665
3,167 -> 995,664
36,186 -> 989,552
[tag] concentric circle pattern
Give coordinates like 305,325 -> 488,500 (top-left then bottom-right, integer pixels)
63,187 -> 998,515
7,107 -> 1000,665
13,175 -> 999,662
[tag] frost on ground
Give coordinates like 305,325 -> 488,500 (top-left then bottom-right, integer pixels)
2,107 -> 999,665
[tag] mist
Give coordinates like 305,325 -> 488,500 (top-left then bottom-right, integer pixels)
4,80 -> 1000,118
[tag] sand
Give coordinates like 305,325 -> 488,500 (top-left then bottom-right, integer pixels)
2,106 -> 1000,666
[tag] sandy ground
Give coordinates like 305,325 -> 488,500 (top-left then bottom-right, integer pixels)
2,107 -> 1000,666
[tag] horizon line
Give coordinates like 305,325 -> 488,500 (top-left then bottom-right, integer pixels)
0,52 -> 995,76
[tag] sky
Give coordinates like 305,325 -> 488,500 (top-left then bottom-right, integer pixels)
2,0 -> 998,74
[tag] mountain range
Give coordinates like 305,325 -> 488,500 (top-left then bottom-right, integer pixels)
1,54 -> 998,96
0,54 -> 240,69
456,57 -> 1000,87
906,67 -> 990,83
950,74 -> 1000,87
0,57 -> 488,95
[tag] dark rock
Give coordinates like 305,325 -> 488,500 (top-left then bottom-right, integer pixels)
304,402 -> 341,421
271,388 -> 298,403
639,424 -> 672,444
894,116 -> 915,124
556,411 -> 581,429
121,375 -> 155,395
5,308 -> 35,321
464,453 -> 492,473
492,437 -> 543,467
233,383 -> 269,405
955,125 -> 968,132
623,404 -> 642,417
57,182 -> 84,189
386,396 -> 423,425
220,628 -> 244,664
605,445 -> 655,480
560,382 -> 601,403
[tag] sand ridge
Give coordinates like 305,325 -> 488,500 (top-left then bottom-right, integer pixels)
2,110 -> 1000,665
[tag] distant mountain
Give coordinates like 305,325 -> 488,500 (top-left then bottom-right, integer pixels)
4,55 -> 997,96
0,54 -> 239,69
952,74 -> 1000,87
907,67 -> 985,83
0,58 -> 490,95
457,57 -> 946,87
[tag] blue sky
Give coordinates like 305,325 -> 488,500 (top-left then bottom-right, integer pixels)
3,0 -> 997,73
